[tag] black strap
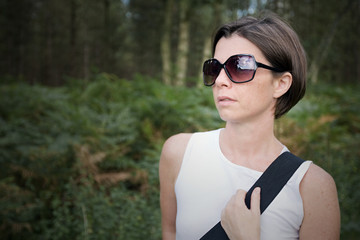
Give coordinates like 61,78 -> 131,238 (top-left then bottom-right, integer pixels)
200,152 -> 304,240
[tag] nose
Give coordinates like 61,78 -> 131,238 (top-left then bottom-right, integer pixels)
214,67 -> 232,87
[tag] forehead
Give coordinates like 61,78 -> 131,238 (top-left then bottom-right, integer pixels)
214,35 -> 266,63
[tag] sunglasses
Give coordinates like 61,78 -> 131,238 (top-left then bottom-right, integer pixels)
202,54 -> 284,86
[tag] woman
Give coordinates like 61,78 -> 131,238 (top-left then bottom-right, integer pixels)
159,13 -> 340,240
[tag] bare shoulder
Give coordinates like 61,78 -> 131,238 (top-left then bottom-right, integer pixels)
161,133 -> 193,161
301,163 -> 337,192
299,163 -> 340,239
159,133 -> 193,182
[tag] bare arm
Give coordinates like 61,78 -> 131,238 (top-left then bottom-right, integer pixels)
159,133 -> 192,240
299,164 -> 341,239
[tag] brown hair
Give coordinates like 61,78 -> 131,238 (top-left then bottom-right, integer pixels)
212,13 -> 307,119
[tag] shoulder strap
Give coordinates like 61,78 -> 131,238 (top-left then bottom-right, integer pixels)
200,152 -> 304,240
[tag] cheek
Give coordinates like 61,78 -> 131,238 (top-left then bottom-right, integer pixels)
255,83 -> 272,99
244,81 -> 276,109
254,75 -> 276,96
243,80 -> 267,98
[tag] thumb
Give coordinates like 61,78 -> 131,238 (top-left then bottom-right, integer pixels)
251,187 -> 261,214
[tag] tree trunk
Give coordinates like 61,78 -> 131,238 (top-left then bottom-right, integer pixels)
309,0 -> 353,83
103,0 -> 110,70
198,36 -> 212,87
174,0 -> 190,86
161,0 -> 173,85
70,0 -> 77,46
43,11 -> 54,85
83,24 -> 89,82
69,0 -> 78,78
256,0 -> 264,11
198,0 -> 223,87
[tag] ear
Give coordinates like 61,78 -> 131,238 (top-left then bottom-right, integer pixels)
273,72 -> 292,99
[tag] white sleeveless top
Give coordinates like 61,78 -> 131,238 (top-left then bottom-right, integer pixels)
175,129 -> 312,240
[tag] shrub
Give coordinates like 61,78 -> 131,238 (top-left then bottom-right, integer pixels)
277,83 -> 360,237
1,76 -> 359,239
0,74 -> 221,239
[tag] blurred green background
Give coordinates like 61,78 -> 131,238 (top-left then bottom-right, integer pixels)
0,0 -> 359,239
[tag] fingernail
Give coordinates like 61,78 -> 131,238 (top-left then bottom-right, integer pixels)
254,187 -> 261,194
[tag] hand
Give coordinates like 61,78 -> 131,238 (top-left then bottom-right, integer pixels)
221,187 -> 261,240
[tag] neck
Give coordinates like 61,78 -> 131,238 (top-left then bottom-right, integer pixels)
220,116 -> 283,169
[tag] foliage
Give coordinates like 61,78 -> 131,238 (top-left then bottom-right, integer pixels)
1,75 -> 359,239
276,82 -> 360,238
0,0 -> 359,85
0,74 -> 221,239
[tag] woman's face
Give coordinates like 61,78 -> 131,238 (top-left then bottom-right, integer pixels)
212,35 -> 279,124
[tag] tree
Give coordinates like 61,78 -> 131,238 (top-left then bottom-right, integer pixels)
307,0 -> 354,83
161,0 -> 174,85
174,0 -> 190,86
0,0 -> 359,85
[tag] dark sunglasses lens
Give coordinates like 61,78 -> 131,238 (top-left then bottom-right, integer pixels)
226,55 -> 255,83
203,60 -> 221,86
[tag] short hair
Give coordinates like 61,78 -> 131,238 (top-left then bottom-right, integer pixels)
212,13 -> 307,119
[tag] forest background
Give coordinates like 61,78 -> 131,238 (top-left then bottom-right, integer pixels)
0,0 -> 359,239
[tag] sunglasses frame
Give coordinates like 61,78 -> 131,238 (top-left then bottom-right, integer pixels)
203,54 -> 284,86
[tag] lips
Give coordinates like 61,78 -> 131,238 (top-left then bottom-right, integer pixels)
217,96 -> 236,102
217,96 -> 237,106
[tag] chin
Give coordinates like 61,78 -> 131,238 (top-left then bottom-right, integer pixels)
218,113 -> 241,123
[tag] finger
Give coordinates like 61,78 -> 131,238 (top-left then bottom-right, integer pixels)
223,189 -> 246,216
225,189 -> 244,211
251,187 -> 261,214
235,188 -> 247,202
